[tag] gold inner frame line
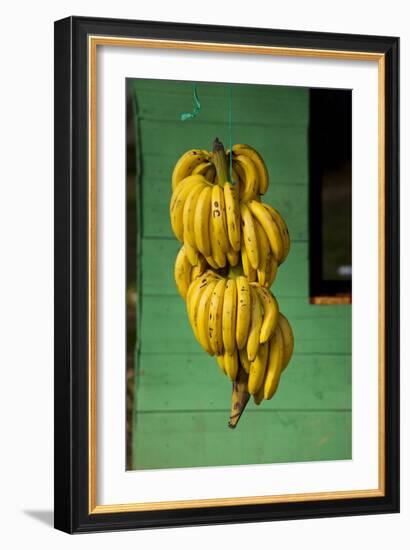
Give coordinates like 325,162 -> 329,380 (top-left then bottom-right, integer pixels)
88,35 -> 386,514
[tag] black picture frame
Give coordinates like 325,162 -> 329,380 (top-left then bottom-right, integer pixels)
54,16 -> 399,534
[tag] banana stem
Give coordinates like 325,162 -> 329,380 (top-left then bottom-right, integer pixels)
212,137 -> 229,187
228,365 -> 250,429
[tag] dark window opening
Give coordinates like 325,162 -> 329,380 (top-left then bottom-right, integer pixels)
309,88 -> 352,304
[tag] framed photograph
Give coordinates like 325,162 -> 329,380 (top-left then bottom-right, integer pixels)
54,16 -> 399,533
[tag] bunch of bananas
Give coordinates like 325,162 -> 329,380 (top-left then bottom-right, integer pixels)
170,141 -> 289,278
171,139 -> 294,427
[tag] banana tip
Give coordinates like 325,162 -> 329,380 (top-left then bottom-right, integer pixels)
228,411 -> 242,429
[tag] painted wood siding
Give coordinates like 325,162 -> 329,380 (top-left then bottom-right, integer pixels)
130,80 -> 351,470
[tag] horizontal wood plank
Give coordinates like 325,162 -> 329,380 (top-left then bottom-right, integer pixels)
133,82 -> 309,126
132,79 -> 308,102
132,410 -> 351,470
139,121 -> 308,184
134,353 -> 351,411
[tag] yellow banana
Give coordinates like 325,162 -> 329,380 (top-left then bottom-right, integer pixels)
232,158 -> 246,185
223,182 -> 241,251
208,279 -> 226,355
170,178 -> 205,242
183,181 -> 205,248
174,246 -> 192,299
192,160 -> 212,176
186,272 -> 217,340
253,385 -> 264,405
233,144 -> 269,195
240,202 -> 259,270
254,218 -> 269,285
216,354 -> 226,374
183,180 -> 205,265
186,273 -> 206,324
222,278 -> 237,355
234,155 -> 259,202
211,184 -> 230,253
193,185 -> 212,257
247,199 -> 284,263
192,161 -> 216,187
209,211 -> 226,268
264,328 -> 284,399
197,279 -> 218,355
239,347 -> 251,374
253,284 -> 279,343
264,250 -> 278,287
224,350 -> 239,382
184,242 -> 199,266
186,274 -> 202,309
278,313 -> 294,370
248,340 -> 269,394
170,174 -> 205,218
247,286 -> 263,362
172,149 -> 210,191
236,276 -> 251,350
241,244 -> 257,282
263,203 -> 291,262
227,248 -> 239,266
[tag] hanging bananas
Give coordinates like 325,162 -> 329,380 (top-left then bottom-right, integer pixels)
182,269 -> 293,397
170,144 -> 289,280
171,138 -> 295,427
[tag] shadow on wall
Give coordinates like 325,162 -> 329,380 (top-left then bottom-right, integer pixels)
23,510 -> 54,528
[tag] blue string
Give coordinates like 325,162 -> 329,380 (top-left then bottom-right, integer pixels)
180,84 -> 201,121
180,83 -> 234,185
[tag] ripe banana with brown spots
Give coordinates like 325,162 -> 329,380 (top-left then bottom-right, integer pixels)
247,286 -> 263,361
240,202 -> 259,270
172,149 -> 210,191
207,278 -> 226,355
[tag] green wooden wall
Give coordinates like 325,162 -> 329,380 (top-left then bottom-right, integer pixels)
130,80 -> 351,470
